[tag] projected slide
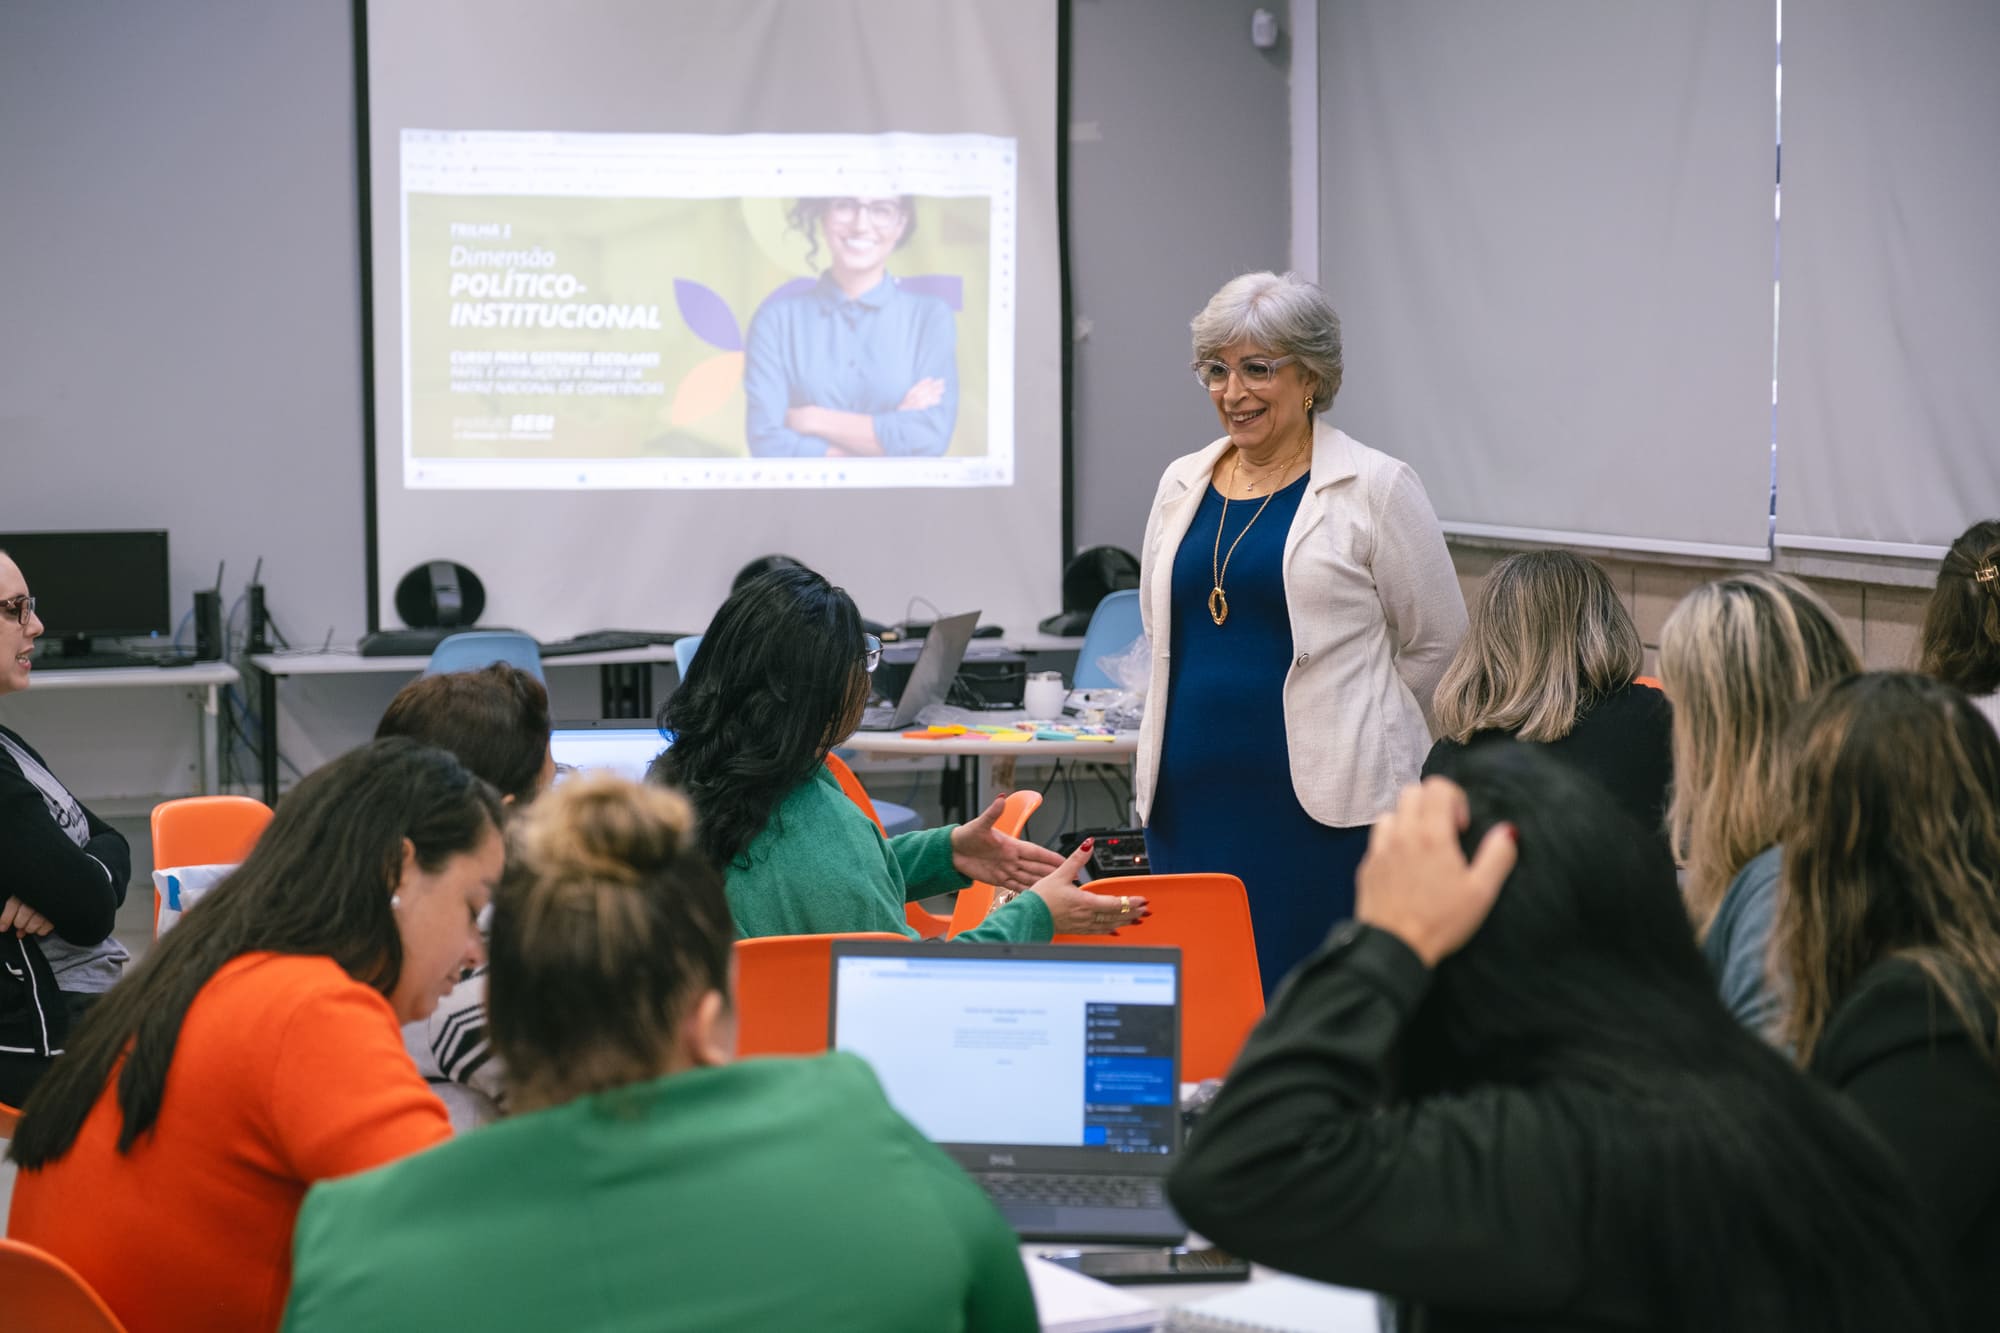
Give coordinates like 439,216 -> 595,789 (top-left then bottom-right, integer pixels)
400,130 -> 1016,490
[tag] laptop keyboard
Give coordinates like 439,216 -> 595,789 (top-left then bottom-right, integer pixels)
973,1172 -> 1168,1210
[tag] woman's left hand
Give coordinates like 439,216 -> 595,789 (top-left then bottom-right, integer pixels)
0,895 -> 54,937
950,798 -> 1066,891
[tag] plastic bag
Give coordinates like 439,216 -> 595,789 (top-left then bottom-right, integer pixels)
151,863 -> 236,936
1097,633 -> 1152,732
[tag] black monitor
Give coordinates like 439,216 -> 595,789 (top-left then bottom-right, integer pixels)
0,530 -> 173,655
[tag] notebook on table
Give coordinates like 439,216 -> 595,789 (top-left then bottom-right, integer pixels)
548,719 -> 670,784
829,938 -> 1187,1243
1165,1274 -> 1382,1332
857,610 -> 979,730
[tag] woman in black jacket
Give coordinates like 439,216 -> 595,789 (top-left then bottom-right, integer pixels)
1778,672 -> 2000,1331
1169,742 -> 1948,1333
0,549 -> 127,1105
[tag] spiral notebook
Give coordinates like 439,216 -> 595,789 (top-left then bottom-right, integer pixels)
1164,1274 -> 1380,1332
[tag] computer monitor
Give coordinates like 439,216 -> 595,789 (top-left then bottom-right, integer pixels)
0,530 -> 173,654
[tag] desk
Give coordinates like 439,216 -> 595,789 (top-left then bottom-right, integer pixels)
245,647 -> 677,804
27,662 -> 240,794
1018,1243 -> 1379,1328
841,722 -> 1139,823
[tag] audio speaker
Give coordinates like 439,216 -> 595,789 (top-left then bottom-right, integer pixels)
393,561 -> 485,630
193,589 -> 223,661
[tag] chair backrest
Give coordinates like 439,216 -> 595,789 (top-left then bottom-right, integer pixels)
1072,589 -> 1145,689
1633,674 -> 1664,692
673,634 -> 703,674
0,1099 -> 20,1139
150,796 -> 273,937
1053,873 -> 1263,1082
0,1238 -> 130,1332
425,630 -> 545,683
734,932 -> 907,1057
944,789 -> 1046,937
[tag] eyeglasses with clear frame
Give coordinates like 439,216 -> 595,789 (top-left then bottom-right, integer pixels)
826,198 -> 905,229
0,595 -> 35,627
1191,355 -> 1298,391
862,633 -> 883,673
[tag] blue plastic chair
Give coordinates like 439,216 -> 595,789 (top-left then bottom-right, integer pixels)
425,630 -> 545,683
1072,589 -> 1144,689
674,634 -> 703,676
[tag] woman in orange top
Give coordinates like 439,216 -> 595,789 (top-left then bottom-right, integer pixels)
6,737 -> 503,1333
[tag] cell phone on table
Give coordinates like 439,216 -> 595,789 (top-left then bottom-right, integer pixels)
1037,1246 -> 1252,1285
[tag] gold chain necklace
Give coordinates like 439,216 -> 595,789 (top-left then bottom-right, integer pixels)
1208,438 -> 1308,626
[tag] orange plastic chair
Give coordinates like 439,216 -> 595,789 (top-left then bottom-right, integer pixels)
943,789 -> 1046,937
0,1238 -> 130,1332
1633,675 -> 1664,692
149,796 -> 273,936
733,932 -> 907,1057
0,1099 -> 20,1138
823,754 -> 952,938
1052,873 -> 1264,1083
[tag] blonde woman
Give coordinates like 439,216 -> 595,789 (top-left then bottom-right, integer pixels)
1918,518 -> 2000,733
1776,672 -> 2000,1330
1658,574 -> 1859,1034
1423,551 -> 1671,863
281,775 -> 1036,1332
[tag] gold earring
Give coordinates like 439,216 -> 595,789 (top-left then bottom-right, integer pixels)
1304,396 -> 1314,412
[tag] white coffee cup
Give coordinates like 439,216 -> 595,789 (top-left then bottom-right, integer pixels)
1022,672 -> 1067,719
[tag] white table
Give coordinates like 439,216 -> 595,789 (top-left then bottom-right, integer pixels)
27,662 -> 240,794
245,646 -> 677,803
841,721 -> 1139,823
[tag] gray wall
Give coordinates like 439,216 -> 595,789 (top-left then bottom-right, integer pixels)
1067,0 -> 1295,555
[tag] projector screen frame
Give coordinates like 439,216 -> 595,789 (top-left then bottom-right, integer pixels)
349,0 -> 1079,636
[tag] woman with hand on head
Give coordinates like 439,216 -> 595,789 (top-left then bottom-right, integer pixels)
1658,573 -> 1859,1036
744,195 -> 958,459
652,565 -> 1145,941
0,548 -> 130,1106
280,774 -> 1038,1333
1919,517 -> 2000,734
1139,271 -> 1465,996
1169,743 -> 1949,1333
1777,671 -> 2000,1329
1423,550 -> 1672,869
7,738 -> 502,1333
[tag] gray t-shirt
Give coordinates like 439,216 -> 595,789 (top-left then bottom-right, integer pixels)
0,731 -> 131,993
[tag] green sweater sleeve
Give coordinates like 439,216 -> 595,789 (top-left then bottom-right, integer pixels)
889,825 -> 973,899
957,890 -> 1053,944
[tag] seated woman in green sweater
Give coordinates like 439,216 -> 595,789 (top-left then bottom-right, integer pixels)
281,775 -> 1037,1332
650,564 -> 1145,940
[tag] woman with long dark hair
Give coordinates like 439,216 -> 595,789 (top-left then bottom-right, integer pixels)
282,775 -> 1036,1331
653,566 -> 1144,940
1777,671 -> 2000,1328
7,738 -> 504,1333
1919,517 -> 2000,734
1169,743 -> 1947,1332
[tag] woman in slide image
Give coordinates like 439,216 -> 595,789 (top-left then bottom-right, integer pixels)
377,662 -> 557,1129
7,738 -> 501,1333
1137,271 -> 1466,996
1776,672 -> 2000,1330
1657,573 -> 1859,1037
1423,550 -> 1672,871
650,565 -> 1145,941
1169,743 -> 1950,1333
280,775 -> 1038,1333
1919,517 -> 2000,734
743,195 -> 959,458
0,548 -> 130,1107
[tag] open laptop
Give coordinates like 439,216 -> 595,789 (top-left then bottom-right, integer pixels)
857,610 -> 980,731
548,719 -> 670,784
830,938 -> 1186,1243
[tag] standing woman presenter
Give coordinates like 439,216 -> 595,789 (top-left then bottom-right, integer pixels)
1137,272 -> 1465,995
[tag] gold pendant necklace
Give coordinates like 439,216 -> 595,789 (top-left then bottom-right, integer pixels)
1209,441 -> 1307,626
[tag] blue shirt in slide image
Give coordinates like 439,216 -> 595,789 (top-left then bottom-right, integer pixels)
743,272 -> 959,457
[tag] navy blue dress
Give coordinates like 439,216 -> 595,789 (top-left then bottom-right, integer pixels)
1145,476 -> 1372,998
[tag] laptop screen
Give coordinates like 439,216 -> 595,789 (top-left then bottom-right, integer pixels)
832,944 -> 1180,1156
549,724 -> 669,784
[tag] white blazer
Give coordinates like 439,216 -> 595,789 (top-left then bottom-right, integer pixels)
1134,420 -> 1467,828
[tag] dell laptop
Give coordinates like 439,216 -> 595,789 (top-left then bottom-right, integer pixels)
549,719 -> 670,784
856,610 -> 980,731
829,938 -> 1187,1243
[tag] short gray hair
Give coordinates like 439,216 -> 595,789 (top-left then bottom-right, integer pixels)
1190,271 -> 1343,411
